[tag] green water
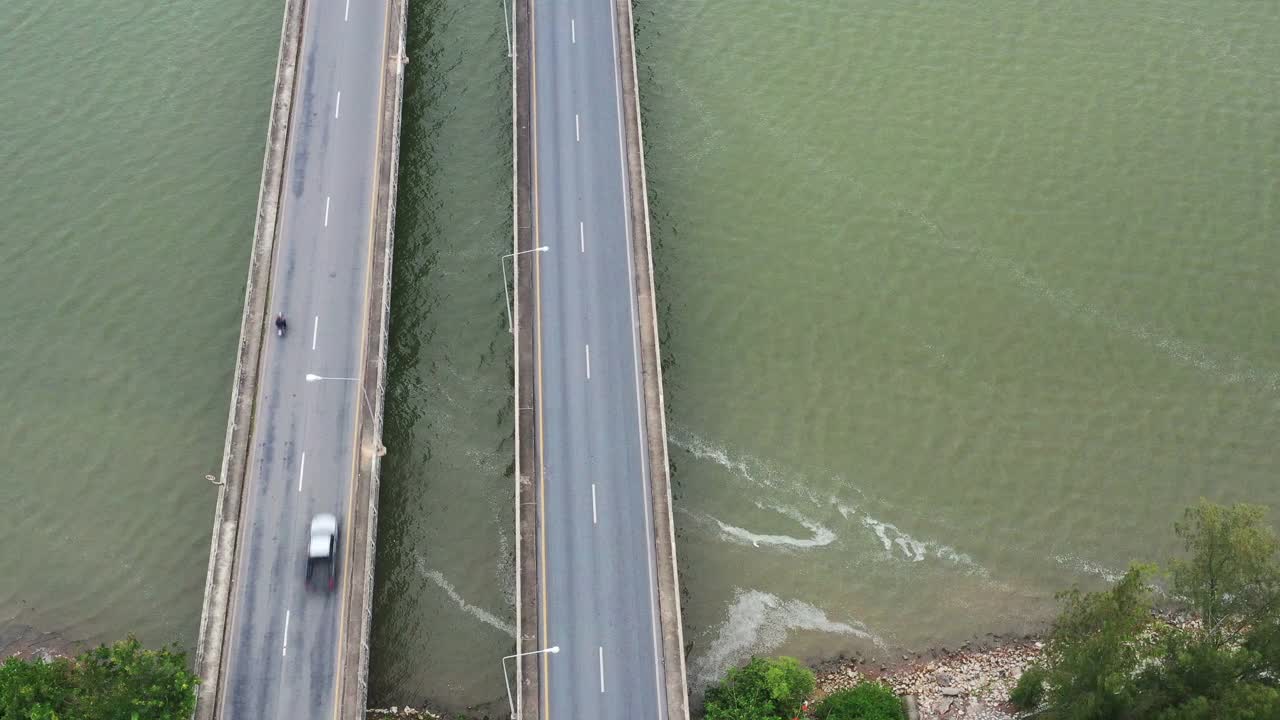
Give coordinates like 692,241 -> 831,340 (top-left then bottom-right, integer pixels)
367,0 -> 515,713
5,0 -> 1279,714
634,0 -> 1280,689
0,0 -> 517,711
1,0 -> 517,711
0,1 -> 277,649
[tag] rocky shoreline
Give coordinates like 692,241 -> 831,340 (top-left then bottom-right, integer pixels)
0,625 -> 83,664
814,638 -> 1043,720
6,614 -> 1200,720
361,640 -> 1047,720
361,639 -> 1049,720
811,610 -> 1198,720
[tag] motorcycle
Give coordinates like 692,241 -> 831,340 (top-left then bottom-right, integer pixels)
275,313 -> 287,337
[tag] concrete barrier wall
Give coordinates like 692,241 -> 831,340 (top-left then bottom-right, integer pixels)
192,1 -> 308,717
511,0 -> 540,716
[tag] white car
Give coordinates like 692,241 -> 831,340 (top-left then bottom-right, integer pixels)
306,513 -> 338,592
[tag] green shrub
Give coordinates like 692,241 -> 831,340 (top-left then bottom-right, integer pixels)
812,681 -> 904,720
0,636 -> 197,720
0,654 -> 74,719
1009,664 -> 1047,711
703,656 -> 815,720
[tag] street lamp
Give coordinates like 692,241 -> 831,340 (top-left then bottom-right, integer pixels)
502,645 -> 559,718
501,246 -> 549,333
304,373 -> 386,456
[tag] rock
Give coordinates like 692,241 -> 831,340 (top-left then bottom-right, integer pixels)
845,667 -> 856,678
935,671 -> 954,685
1033,641 -> 1043,649
939,687 -> 962,696
390,708 -> 397,715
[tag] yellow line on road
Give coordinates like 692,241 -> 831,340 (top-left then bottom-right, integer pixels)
528,0 -> 552,718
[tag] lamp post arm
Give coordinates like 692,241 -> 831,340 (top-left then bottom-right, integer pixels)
502,645 -> 559,718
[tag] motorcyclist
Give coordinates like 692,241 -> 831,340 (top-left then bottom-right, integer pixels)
275,313 -> 287,333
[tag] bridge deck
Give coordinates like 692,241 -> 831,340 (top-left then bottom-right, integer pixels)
193,0 -> 406,717
512,0 -> 689,717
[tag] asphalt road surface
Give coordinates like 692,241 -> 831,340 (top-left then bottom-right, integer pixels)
218,1 -> 389,717
531,1 -> 669,717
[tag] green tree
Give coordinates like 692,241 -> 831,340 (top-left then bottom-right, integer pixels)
1131,635 -> 1280,720
703,656 -> 815,720
811,681 -> 903,720
0,636 -> 197,720
1170,500 -> 1280,649
1129,501 -> 1280,719
1246,610 -> 1280,675
1023,565 -> 1155,719
1011,501 -> 1280,720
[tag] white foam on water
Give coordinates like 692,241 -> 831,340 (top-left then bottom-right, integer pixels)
691,589 -> 886,690
1050,554 -> 1182,600
862,515 -> 923,562
673,431 -> 987,573
932,543 -> 983,568
895,536 -> 927,562
853,510 -> 987,575
708,503 -> 837,549
1051,553 -> 1126,584
834,502 -> 859,520
677,507 -> 834,551
671,428 -> 865,509
414,557 -> 516,638
671,429 -> 786,493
